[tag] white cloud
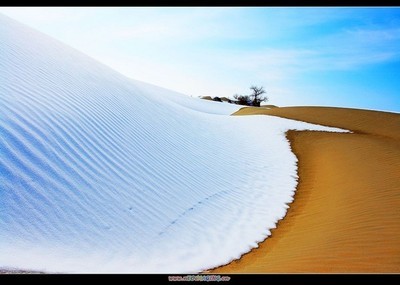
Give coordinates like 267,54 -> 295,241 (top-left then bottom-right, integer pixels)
1,7 -> 398,108
0,7 -> 86,24
221,24 -> 400,81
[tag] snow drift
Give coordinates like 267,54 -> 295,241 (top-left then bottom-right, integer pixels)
0,14 -> 347,273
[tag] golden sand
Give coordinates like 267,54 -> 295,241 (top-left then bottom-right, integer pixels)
211,106 -> 400,273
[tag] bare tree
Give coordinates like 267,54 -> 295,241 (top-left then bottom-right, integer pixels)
233,94 -> 251,106
249,85 -> 268,107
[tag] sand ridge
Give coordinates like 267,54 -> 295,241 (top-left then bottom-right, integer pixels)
211,106 -> 400,273
233,106 -> 400,140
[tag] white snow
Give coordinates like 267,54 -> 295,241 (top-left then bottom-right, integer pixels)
0,14 -> 349,273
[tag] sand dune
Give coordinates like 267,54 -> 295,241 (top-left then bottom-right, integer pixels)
211,106 -> 400,273
1,15 -> 348,273
2,13 -> 399,273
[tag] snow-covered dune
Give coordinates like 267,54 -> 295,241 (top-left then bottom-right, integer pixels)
0,14 -> 347,273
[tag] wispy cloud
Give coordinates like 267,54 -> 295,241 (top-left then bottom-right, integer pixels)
1,7 -> 399,110
313,26 -> 400,69
221,25 -> 400,82
0,7 -> 87,24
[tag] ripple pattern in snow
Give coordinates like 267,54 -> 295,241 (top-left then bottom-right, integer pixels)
0,14 -> 348,273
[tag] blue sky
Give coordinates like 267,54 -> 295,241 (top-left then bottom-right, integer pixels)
1,7 -> 399,112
